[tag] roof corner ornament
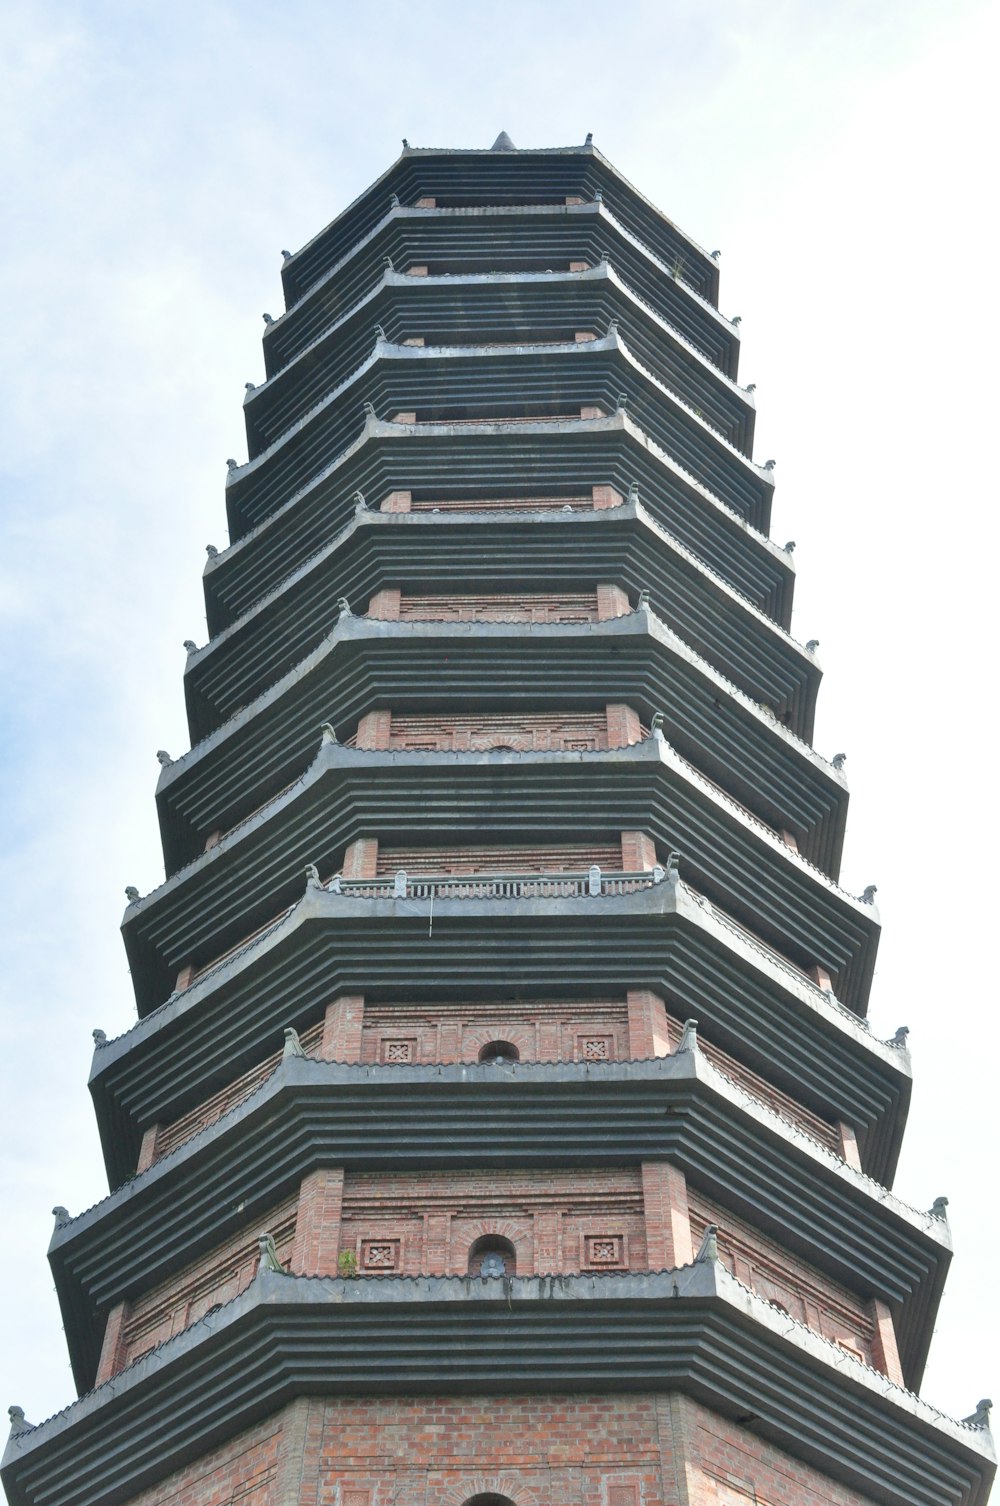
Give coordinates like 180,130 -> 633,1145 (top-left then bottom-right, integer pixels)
616,392 -> 628,414
593,190 -> 603,203
694,1223 -> 718,1263
206,544 -> 219,557
490,130 -> 516,152
585,131 -> 593,145
650,711 -> 665,740
92,1028 -> 107,1046
711,249 -> 722,260
304,863 -> 322,891
963,1399 -> 993,1430
665,850 -> 681,881
52,1206 -> 71,1229
763,457 -> 776,471
890,1025 -> 910,1048
226,458 -> 239,473
627,482 -> 639,506
125,886 -> 140,905
156,750 -> 173,767
7,1406 -> 31,1438
282,1027 -> 305,1059
354,490 -> 368,515
320,722 -> 339,747
929,1195 -> 950,1220
257,1232 -> 285,1276
363,401 -> 377,421
336,597 -> 352,621
281,249 -> 292,261
262,313 -> 274,325
831,752 -> 847,770
244,382 -> 255,393
745,382 -> 756,393
677,1018 -> 699,1054
374,324 -> 387,343
806,639 -> 819,653
637,589 -> 651,612
606,318 -> 619,338
731,314 -> 742,326
783,539 -> 796,553
401,138 -> 409,149
183,639 -> 198,655
383,254 -> 395,271
858,884 -> 877,905
389,193 -> 400,208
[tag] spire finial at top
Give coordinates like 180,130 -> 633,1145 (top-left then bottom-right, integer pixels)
491,130 -> 516,151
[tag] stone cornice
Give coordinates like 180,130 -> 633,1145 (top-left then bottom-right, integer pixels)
157,608 -> 832,881
5,1266 -> 990,1506
223,334 -> 772,538
187,501 -> 813,761
92,879 -> 909,1190
279,150 -> 722,314
245,263 -> 754,459
129,736 -> 870,1017
59,1049 -> 939,1393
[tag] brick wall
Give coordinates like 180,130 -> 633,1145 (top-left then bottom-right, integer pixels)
361,997 -> 629,1065
121,1392 -> 882,1506
110,1195 -> 298,1375
339,1168 -> 646,1276
373,841 -> 627,876
153,1021 -> 325,1163
352,706 -> 645,752
382,483 -> 623,514
687,1189 -> 879,1368
125,1414 -> 286,1506
369,591 -> 615,624
679,1394 -> 881,1506
143,989 -> 843,1174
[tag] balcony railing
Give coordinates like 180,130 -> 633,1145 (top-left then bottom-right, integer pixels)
329,865 -> 667,901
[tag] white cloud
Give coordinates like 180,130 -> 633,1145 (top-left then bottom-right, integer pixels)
1,0 -> 995,1434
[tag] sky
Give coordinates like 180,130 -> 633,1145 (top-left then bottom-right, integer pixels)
1,0 -> 998,1438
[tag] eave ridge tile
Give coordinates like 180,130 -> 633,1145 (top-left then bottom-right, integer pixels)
160,605 -> 838,810
209,408 -> 788,593
690,1051 -> 948,1246
197,500 -> 796,681
92,879 -> 909,1080
7,1264 -> 992,1462
139,733 -> 853,924
251,262 -> 750,441
278,197 -> 729,345
229,336 -> 762,512
651,736 -> 866,911
63,1049 -> 934,1245
674,883 -> 892,1045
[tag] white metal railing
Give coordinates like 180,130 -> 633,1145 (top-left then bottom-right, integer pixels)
327,865 -> 667,902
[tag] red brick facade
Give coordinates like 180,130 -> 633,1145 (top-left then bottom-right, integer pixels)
122,1393 -> 883,1506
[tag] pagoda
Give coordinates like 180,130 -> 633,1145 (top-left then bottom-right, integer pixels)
3,133 -> 994,1506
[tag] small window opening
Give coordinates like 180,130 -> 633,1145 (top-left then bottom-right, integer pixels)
468,1235 -> 517,1278
478,1040 -> 520,1062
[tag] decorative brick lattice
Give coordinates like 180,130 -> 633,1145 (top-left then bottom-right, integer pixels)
579,1035 -> 614,1061
584,1234 -> 626,1269
381,1039 -> 415,1064
361,1240 -> 401,1271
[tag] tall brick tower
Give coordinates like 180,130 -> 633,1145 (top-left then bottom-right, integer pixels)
3,134 -> 994,1506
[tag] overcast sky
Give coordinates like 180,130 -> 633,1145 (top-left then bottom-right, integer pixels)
2,0 -> 997,1436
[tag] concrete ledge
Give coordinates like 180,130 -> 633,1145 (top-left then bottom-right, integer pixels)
4,1266 -> 991,1506
59,1048 -> 940,1395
